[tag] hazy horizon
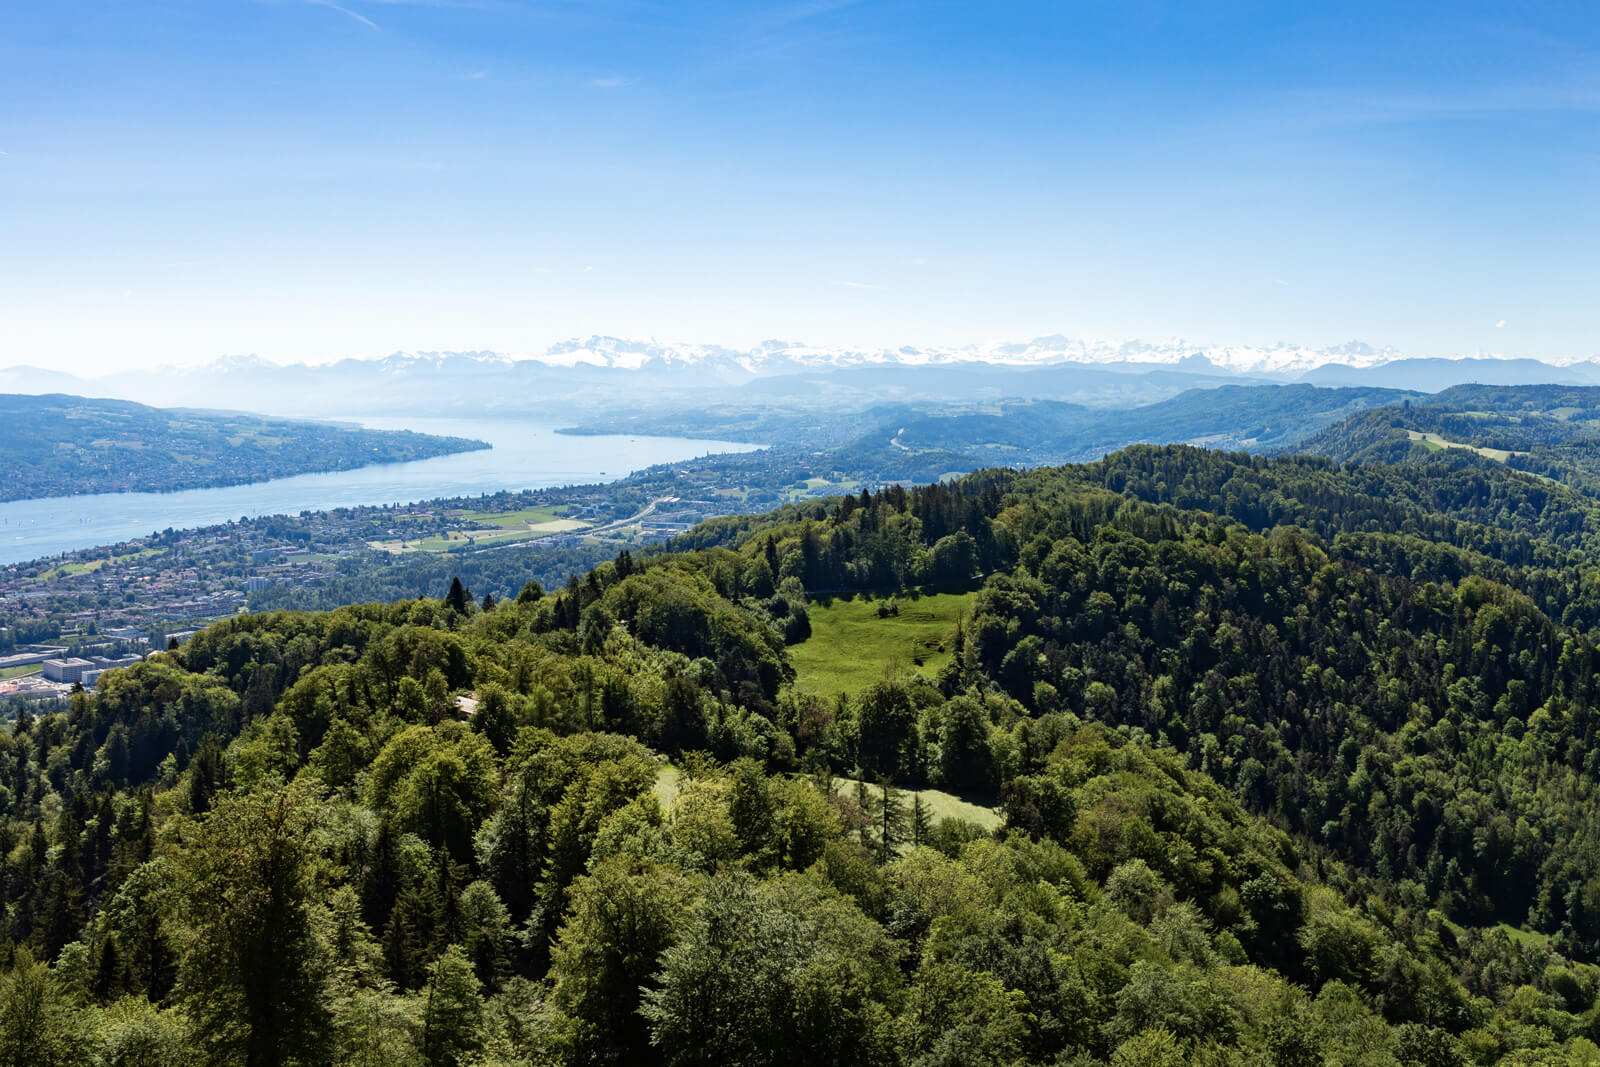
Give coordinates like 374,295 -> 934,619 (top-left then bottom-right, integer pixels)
4,330 -> 1598,382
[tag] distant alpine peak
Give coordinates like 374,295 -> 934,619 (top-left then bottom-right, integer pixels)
206,353 -> 277,373
541,336 -> 749,371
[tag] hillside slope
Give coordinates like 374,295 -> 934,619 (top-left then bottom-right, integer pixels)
1292,384 -> 1600,498
0,393 -> 487,501
571,383 -> 1413,470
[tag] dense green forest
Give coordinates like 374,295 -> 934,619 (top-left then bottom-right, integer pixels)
0,394 -> 486,500
9,446 -> 1600,1063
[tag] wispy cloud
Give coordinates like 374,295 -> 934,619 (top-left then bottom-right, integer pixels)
1207,81 -> 1600,146
586,75 -> 632,88
693,0 -> 865,77
1496,319 -> 1507,328
308,0 -> 380,30
465,70 -> 488,80
768,0 -> 864,28
830,279 -> 882,290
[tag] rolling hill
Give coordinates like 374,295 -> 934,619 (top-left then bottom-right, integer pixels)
0,393 -> 487,501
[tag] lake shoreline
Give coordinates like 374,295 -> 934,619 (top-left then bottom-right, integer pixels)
0,417 -> 759,566
0,438 -> 494,506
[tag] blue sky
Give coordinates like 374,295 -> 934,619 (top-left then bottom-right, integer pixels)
2,1 -> 1596,372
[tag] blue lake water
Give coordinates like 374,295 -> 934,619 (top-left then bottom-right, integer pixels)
0,417 -> 758,566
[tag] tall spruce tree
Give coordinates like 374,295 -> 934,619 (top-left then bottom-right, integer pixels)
854,776 -> 874,850
878,779 -> 908,861
910,793 -> 932,848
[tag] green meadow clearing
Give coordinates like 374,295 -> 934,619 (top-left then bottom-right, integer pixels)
1405,428 -> 1526,463
652,761 -> 683,808
788,590 -> 975,700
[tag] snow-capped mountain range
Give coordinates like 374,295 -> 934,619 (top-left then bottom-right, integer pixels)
262,334 -> 1409,377
3,334 -> 1597,418
12,333 -> 1580,382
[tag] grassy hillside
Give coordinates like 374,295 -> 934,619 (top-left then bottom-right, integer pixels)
0,393 -> 487,500
788,590 -> 973,699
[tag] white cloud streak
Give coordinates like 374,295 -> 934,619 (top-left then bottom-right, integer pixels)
308,0 -> 380,30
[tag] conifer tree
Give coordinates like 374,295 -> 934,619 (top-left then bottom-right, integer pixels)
855,775 -> 874,850
878,779 -> 908,861
910,793 -> 932,848
420,945 -> 484,1067
444,577 -> 471,615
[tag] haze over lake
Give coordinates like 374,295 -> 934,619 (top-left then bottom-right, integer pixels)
0,418 -> 757,566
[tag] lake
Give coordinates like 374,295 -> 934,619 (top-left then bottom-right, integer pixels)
0,417 -> 758,566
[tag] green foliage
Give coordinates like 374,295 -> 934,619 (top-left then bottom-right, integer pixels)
420,945 -> 484,1067
0,947 -> 81,1067
640,873 -> 897,1067
545,855 -> 694,1065
367,723 -> 498,862
171,788 -> 332,1067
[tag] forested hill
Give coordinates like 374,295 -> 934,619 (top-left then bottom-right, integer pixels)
0,394 -> 487,501
1291,383 -> 1600,498
11,447 -> 1600,1062
569,382 -> 1413,471
872,383 -> 1413,465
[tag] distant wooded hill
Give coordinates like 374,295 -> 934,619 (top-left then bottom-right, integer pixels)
0,394 -> 486,501
1291,383 -> 1600,496
569,383 -> 1418,469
